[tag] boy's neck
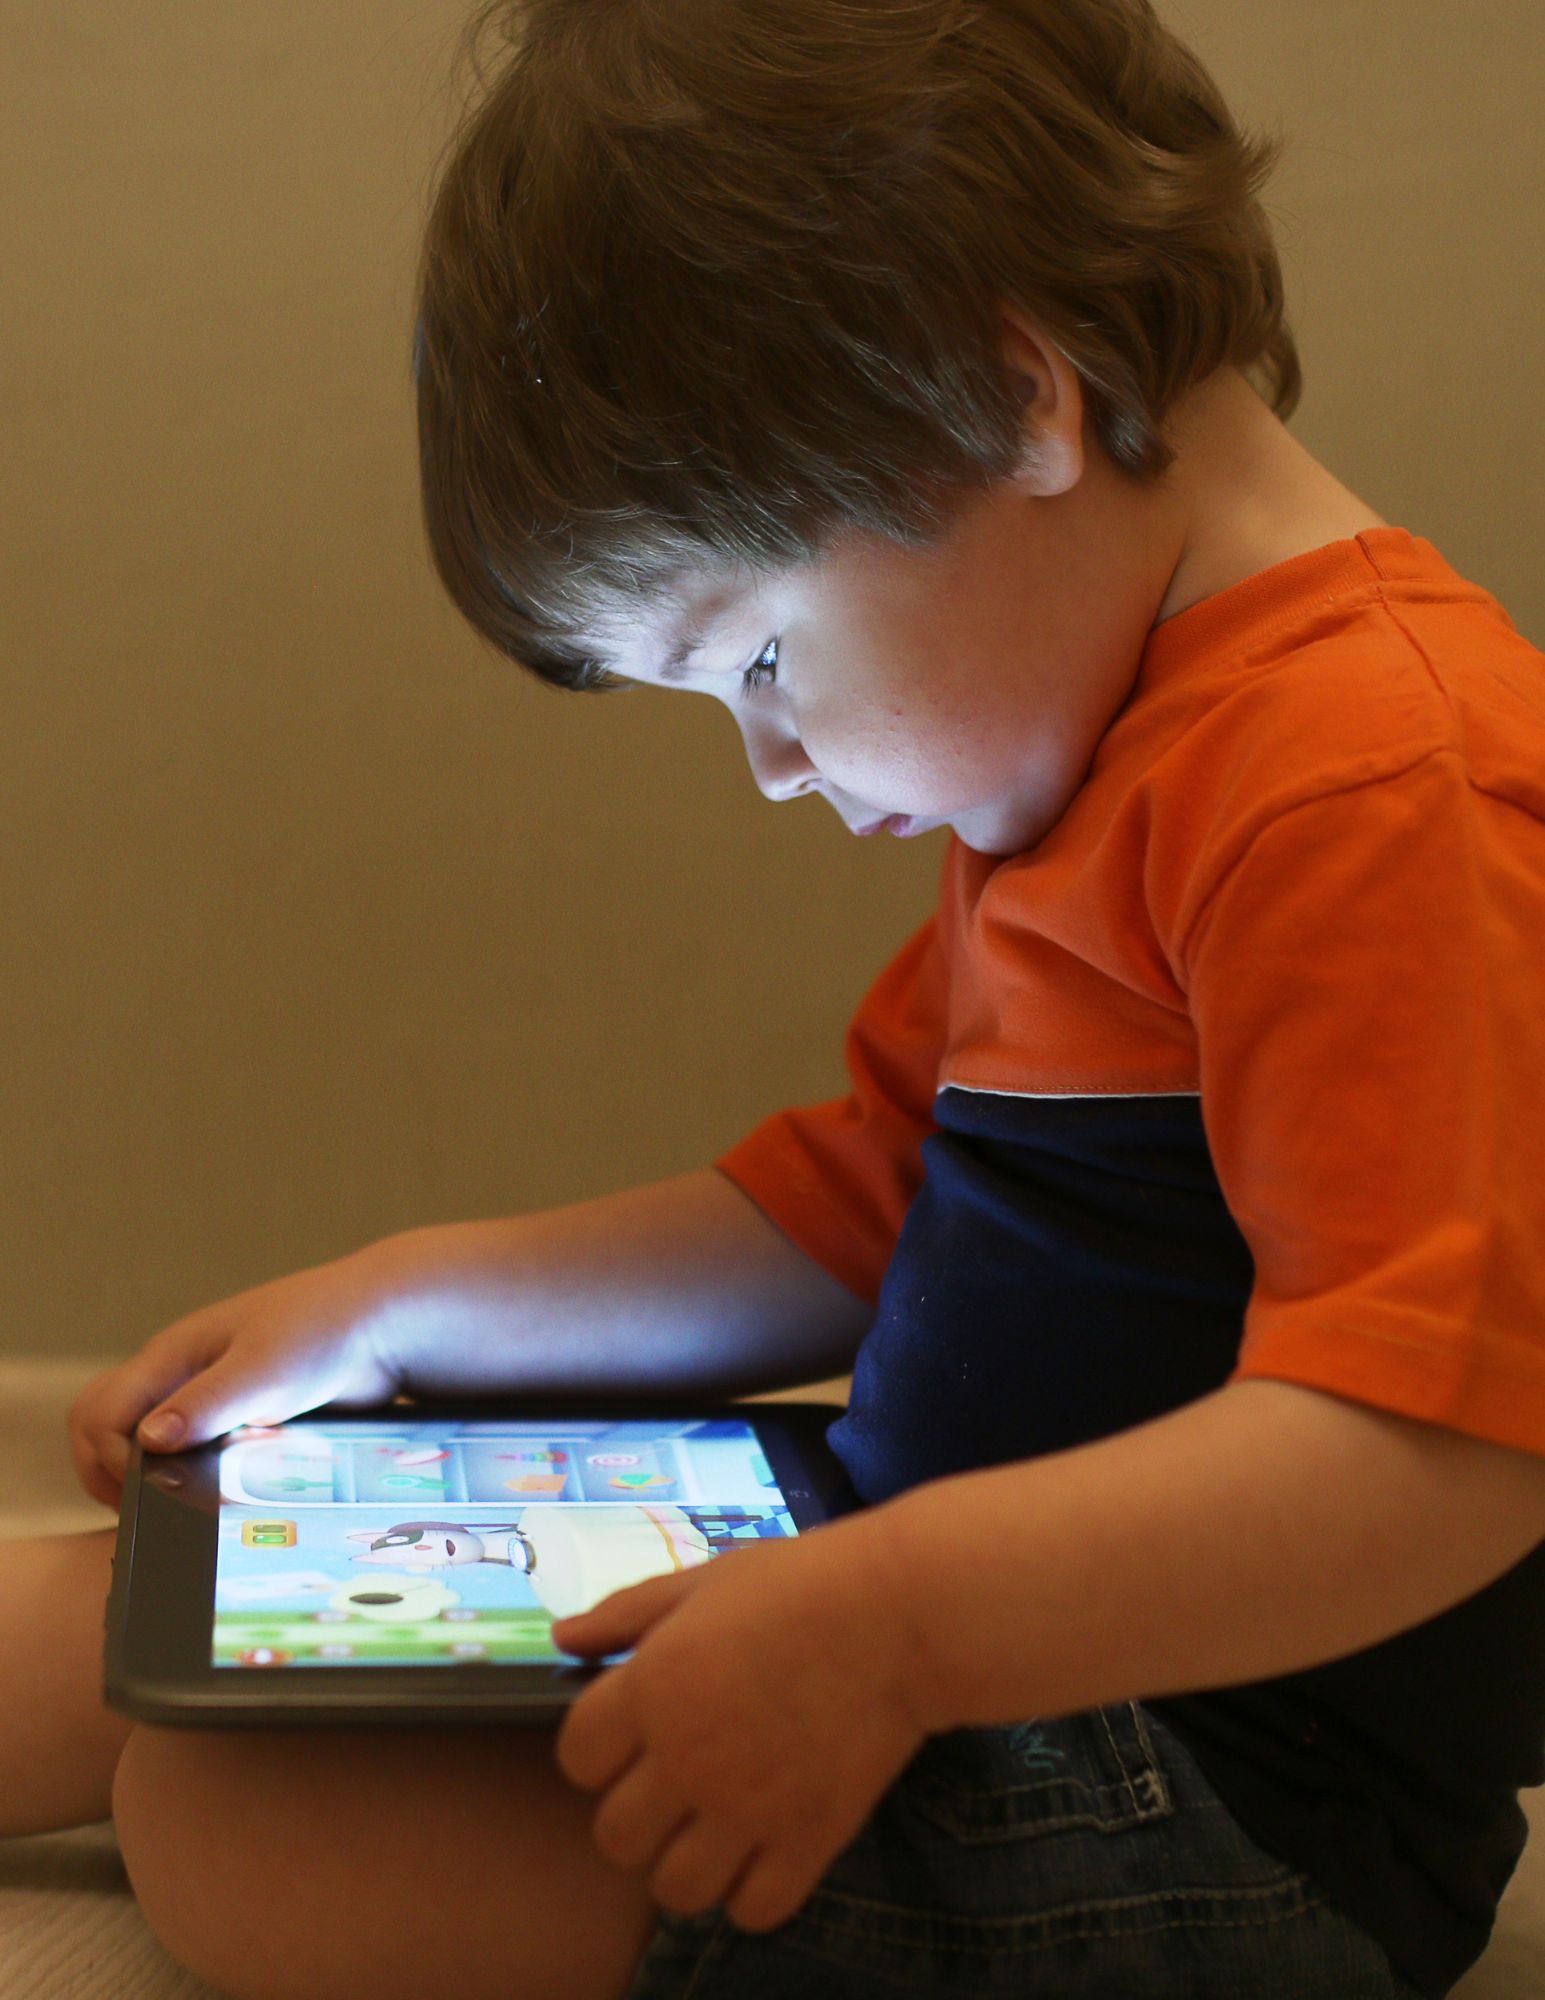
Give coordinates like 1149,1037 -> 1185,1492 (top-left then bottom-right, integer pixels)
1153,368 -> 1390,626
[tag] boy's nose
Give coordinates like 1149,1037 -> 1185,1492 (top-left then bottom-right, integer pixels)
740,714 -> 819,802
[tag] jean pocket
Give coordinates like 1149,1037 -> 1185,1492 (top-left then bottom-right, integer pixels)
899,1700 -> 1174,1846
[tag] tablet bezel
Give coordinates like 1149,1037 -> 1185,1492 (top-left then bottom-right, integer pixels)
104,1394 -> 854,1728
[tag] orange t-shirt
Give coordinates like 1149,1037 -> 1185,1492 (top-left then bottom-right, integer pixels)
719,527 -> 1545,1465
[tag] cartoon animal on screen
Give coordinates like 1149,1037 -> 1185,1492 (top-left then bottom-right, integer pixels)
346,1504 -> 770,1621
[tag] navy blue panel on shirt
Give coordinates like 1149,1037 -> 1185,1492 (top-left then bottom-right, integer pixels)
827,1086 -> 1255,1504
822,1081 -> 1545,2000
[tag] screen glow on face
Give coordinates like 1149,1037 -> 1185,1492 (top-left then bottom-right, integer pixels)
209,1415 -> 794,1672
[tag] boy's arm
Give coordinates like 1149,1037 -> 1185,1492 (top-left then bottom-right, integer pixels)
544,1359 -> 1545,1940
366,1168 -> 872,1403
79,1167 -> 868,1508
872,1377 -> 1545,1733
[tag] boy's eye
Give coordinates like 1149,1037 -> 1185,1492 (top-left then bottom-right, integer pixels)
740,638 -> 779,696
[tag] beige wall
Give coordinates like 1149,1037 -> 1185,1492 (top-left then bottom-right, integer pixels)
4,2 -> 1541,1362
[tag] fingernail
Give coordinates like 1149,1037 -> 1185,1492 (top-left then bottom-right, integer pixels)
139,1412 -> 185,1447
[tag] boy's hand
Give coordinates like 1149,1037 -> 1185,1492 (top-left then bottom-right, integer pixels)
67,1253 -> 404,1511
550,1512 -> 929,1934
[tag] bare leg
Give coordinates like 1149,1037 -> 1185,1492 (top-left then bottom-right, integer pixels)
0,1528 -> 134,1837
0,1524 -> 664,1999
113,1717 -> 663,2000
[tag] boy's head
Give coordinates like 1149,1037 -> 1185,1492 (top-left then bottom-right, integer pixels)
413,0 -> 1302,851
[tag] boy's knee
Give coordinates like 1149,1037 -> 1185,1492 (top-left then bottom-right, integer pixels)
113,1724 -> 277,1999
111,1719 -> 658,2000
120,1724 -> 487,2000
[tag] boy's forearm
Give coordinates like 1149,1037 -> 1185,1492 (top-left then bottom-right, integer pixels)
360,1168 -> 871,1402
865,1378 -> 1545,1734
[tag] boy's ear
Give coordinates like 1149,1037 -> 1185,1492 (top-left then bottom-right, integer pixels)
998,304 -> 1087,500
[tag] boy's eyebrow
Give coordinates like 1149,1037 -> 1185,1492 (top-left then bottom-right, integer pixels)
659,618 -> 709,683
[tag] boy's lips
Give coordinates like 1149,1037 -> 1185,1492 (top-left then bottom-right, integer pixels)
854,815 -> 926,838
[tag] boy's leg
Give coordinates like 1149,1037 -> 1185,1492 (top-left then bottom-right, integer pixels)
113,1706 -> 663,2000
0,1528 -> 136,1837
0,1520 -> 663,2000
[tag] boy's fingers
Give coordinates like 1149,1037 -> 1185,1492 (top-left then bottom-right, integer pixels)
130,1358 -> 277,1453
71,1350 -> 201,1451
129,1342 -> 358,1457
65,1407 -> 131,1511
68,1319 -> 227,1482
65,1435 -> 124,1514
552,1570 -> 697,1654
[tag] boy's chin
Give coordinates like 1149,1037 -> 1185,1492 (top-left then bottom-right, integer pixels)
948,807 -> 1045,857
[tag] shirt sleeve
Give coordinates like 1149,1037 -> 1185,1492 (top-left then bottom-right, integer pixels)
715,915 -> 948,1304
1182,749 -> 1545,1458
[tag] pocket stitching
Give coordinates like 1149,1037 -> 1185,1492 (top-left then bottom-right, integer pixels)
1124,1700 -> 1175,1818
905,1702 -> 1173,1841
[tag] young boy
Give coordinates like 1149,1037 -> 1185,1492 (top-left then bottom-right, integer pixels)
11,2 -> 1544,1996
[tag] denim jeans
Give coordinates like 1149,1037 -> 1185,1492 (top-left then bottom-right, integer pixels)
622,1701 -> 1426,1999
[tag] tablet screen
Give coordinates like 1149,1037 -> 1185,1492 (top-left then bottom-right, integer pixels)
209,1412 -> 796,1675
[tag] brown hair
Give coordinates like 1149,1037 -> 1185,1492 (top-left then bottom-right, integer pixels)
414,0 -> 1303,690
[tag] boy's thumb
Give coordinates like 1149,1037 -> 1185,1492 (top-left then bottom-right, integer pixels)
137,1371 -> 294,1452
551,1570 -> 695,1653
137,1409 -> 187,1448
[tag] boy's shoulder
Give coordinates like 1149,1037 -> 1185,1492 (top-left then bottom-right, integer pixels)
951,536 -> 1544,961
1137,533 -> 1545,835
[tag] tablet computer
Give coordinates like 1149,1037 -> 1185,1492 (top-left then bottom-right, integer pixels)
104,1394 -> 852,1728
